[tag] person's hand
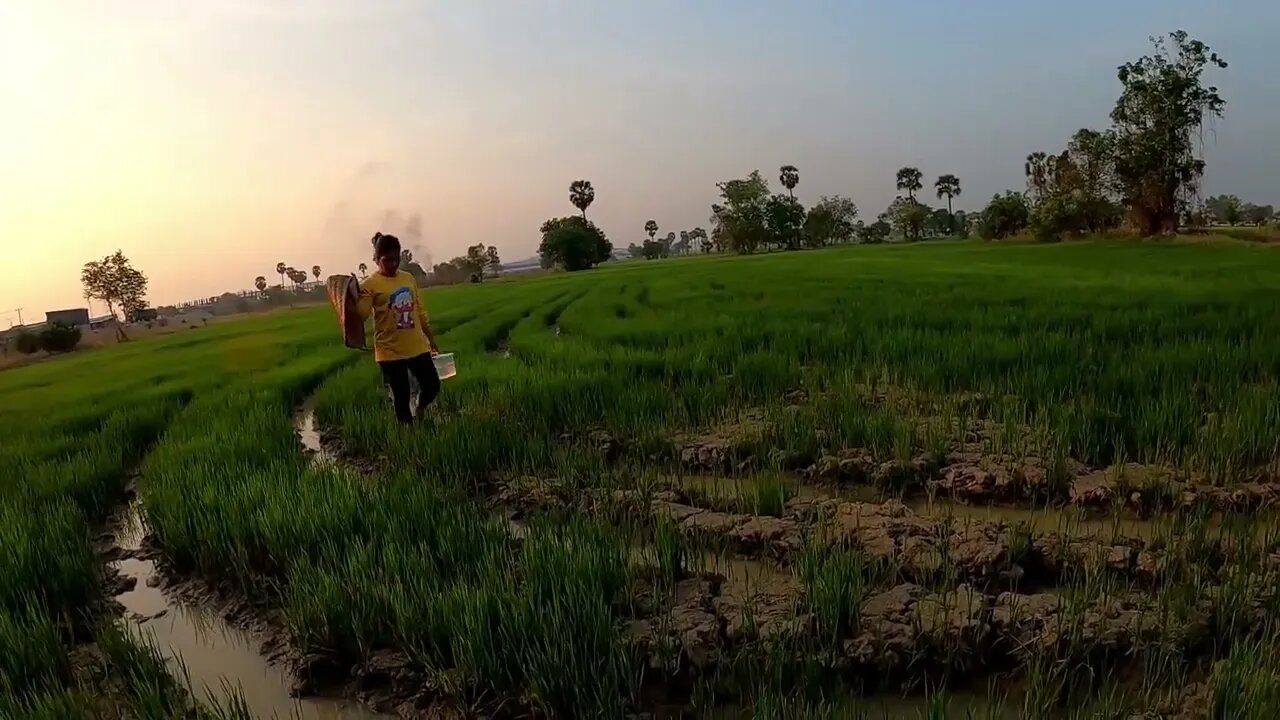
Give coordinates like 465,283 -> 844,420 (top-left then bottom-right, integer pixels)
430,342 -> 441,357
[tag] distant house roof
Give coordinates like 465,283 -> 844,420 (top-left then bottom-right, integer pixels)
46,308 -> 90,325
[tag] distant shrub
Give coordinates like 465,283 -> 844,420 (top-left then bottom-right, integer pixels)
856,220 -> 891,244
1029,194 -> 1081,242
15,331 -> 40,355
978,191 -> 1031,239
1207,226 -> 1280,243
39,323 -> 82,353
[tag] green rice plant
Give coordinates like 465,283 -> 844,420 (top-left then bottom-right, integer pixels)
0,502 -> 97,627
499,518 -> 634,716
1210,634 -> 1280,719
749,690 -> 840,719
799,547 -> 876,649
749,473 -> 795,517
654,515 -> 684,585
0,691 -> 91,720
0,605 -> 69,700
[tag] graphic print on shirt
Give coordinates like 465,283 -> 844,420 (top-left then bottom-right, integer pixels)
388,287 -> 416,330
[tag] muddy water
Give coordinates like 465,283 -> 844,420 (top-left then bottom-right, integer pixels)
111,503 -> 387,720
629,541 -> 793,593
691,551 -> 792,590
295,398 -> 336,467
677,475 -> 879,504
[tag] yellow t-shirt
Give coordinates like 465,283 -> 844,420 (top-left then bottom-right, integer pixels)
357,271 -> 431,362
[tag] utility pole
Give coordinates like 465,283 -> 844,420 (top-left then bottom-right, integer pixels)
5,308 -> 23,326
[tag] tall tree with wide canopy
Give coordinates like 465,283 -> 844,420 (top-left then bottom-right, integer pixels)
539,217 -> 612,271
804,196 -> 859,247
1110,30 -> 1227,234
709,171 -> 771,254
81,250 -> 148,341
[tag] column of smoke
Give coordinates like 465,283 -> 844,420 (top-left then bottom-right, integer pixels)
379,210 -> 432,268
319,162 -> 435,271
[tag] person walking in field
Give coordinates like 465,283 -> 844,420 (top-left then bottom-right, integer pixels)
353,232 -> 442,424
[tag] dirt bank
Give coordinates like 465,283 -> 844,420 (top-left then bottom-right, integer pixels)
675,409 -> 1280,516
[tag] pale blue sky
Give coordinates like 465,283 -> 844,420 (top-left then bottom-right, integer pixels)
1,1 -> 1276,318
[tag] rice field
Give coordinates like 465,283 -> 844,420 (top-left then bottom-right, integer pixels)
6,239 -> 1280,718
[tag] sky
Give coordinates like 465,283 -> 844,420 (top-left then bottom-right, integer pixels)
1,0 -> 1277,323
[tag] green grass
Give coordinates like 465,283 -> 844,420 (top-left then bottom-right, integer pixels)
7,240 -> 1280,715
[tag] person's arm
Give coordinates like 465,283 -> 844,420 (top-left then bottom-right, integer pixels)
354,276 -> 373,320
415,282 -> 440,354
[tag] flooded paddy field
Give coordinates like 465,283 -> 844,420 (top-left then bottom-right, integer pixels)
7,242 -> 1280,717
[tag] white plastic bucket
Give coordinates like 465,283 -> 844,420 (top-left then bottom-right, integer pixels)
384,353 -> 456,403
433,352 -> 457,380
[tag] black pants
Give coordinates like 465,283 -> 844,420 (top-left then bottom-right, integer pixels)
378,353 -> 441,424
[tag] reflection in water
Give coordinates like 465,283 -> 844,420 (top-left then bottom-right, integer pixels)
678,474 -> 872,504
295,400 -> 337,468
111,502 -> 385,720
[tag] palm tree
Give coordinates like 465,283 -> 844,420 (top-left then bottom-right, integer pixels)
275,262 -> 286,288
569,180 -> 595,219
896,167 -> 923,200
779,165 -> 799,200
285,267 -> 298,289
935,174 -> 962,215
645,220 -> 658,242
358,262 -> 368,278
691,227 -> 709,253
1025,152 -> 1050,202
312,265 -> 321,283
254,276 -> 267,294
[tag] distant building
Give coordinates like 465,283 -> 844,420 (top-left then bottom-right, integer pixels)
88,315 -> 117,330
174,309 -> 214,325
46,308 -> 90,327
501,257 -> 543,275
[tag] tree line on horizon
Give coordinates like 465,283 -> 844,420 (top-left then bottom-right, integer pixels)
532,30 -> 1274,272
